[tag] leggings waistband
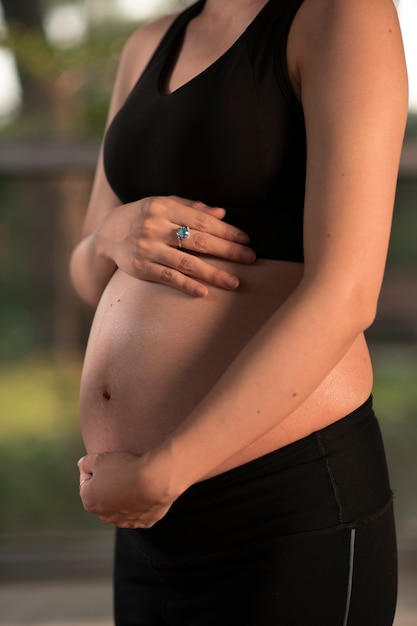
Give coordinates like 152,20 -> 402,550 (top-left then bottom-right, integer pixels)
135,397 -> 393,561
186,396 -> 376,496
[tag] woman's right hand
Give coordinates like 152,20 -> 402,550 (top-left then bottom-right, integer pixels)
96,195 -> 256,297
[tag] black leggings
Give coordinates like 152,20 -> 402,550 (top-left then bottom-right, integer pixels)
114,397 -> 397,625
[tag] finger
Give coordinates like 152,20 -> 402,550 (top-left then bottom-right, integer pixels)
171,197 -> 225,218
99,515 -> 144,528
150,263 -> 210,297
170,226 -> 255,265
174,250 -> 243,287
132,240 -> 255,294
77,454 -> 98,474
167,198 -> 249,244
99,515 -> 116,525
144,256 -> 240,295
189,211 -> 250,244
77,456 -> 88,471
78,463 -> 92,482
190,200 -> 226,220
193,232 -> 255,264
79,476 -> 91,489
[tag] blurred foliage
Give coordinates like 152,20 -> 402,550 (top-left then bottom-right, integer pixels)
0,22 -> 135,138
0,0 -> 184,138
0,355 -> 101,533
0,355 -> 80,439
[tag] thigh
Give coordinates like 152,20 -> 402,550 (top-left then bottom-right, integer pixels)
114,528 -> 168,626
156,530 -> 355,626
347,503 -> 397,626
113,400 -> 397,625
114,504 -> 397,626
226,508 -> 395,626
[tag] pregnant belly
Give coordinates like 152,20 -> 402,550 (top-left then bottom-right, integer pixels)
79,260 -> 302,455
79,259 -> 373,464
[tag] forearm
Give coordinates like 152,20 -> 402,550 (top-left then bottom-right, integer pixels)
149,280 -> 373,496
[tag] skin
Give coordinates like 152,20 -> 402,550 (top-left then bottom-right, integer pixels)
72,0 -> 408,528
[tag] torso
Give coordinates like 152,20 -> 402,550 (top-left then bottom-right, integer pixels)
80,0 -> 373,477
103,0 -> 306,262
80,258 -> 373,477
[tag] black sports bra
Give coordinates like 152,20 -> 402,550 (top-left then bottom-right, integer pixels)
104,0 -> 306,262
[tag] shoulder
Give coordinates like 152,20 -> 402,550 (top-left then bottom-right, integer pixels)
287,0 -> 406,97
290,0 -> 402,43
123,12 -> 179,58
116,13 -> 180,95
104,12 -> 179,120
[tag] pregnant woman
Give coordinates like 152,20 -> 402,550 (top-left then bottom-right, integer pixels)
70,0 -> 408,623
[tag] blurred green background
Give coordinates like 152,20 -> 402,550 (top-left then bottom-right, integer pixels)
0,0 -> 416,556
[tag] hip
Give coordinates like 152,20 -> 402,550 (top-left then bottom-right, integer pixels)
130,396 -> 393,563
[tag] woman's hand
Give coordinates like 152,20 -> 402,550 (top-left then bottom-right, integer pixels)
96,196 -> 256,297
78,451 -> 177,528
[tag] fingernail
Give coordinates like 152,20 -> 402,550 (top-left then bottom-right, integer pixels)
193,285 -> 208,297
241,249 -> 256,263
236,232 -> 250,244
224,276 -> 239,289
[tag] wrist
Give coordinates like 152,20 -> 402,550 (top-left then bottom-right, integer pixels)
93,219 -> 113,262
142,440 -> 195,504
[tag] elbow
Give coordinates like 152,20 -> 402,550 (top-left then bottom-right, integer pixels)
355,293 -> 378,332
340,282 -> 380,336
69,247 -> 100,309
304,273 -> 381,338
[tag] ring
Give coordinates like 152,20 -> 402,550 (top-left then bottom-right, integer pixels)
176,225 -> 190,249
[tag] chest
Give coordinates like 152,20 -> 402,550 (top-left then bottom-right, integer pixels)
105,40 -> 296,208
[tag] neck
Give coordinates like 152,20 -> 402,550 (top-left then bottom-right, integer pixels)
202,0 -> 267,7
200,0 -> 269,24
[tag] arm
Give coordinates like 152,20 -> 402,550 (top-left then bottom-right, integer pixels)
70,18 -> 255,307
158,0 -> 408,484
69,24 -> 153,306
79,0 -> 408,526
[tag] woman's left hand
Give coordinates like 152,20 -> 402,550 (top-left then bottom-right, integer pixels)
78,452 -> 175,528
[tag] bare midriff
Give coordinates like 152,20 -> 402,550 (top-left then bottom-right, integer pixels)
79,257 -> 373,478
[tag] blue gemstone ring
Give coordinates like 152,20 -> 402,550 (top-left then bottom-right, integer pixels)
176,225 -> 191,249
